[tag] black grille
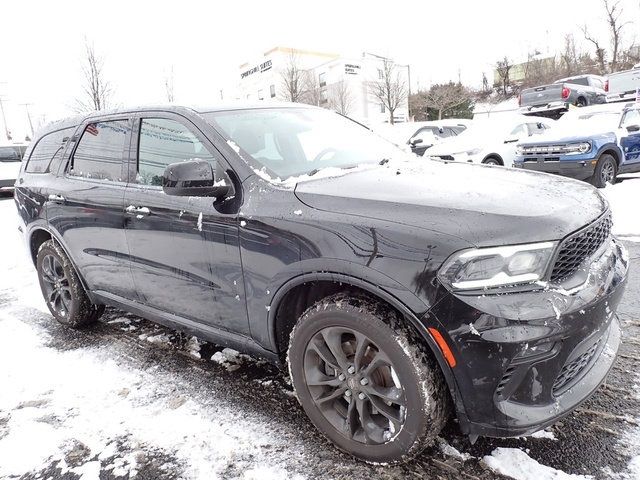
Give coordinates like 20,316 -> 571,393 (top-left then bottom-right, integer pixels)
550,213 -> 612,283
552,339 -> 601,395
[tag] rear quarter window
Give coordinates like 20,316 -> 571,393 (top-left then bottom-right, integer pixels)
25,128 -> 75,173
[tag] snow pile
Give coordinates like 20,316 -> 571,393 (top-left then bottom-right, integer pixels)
602,175 -> 640,241
483,447 -> 592,480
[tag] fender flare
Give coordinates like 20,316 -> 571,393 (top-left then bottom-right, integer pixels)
595,143 -> 624,165
26,224 -> 94,301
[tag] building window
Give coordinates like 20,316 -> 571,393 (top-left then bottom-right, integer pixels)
270,84 -> 276,98
258,89 -> 264,100
320,88 -> 328,105
319,72 -> 326,87
380,103 -> 385,113
377,68 -> 383,80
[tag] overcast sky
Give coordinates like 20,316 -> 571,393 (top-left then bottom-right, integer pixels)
1,0 -> 639,140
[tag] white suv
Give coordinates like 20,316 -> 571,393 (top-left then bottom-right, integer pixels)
0,144 -> 27,192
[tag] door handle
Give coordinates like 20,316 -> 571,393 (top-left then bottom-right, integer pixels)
48,194 -> 66,204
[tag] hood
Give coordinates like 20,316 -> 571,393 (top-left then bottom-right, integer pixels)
294,160 -> 607,247
519,128 -> 617,146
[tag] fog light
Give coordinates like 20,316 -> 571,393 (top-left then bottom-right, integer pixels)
515,341 -> 555,359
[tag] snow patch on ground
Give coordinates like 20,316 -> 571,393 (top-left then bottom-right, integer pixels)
602,176 -> 640,239
484,447 -> 592,479
528,429 -> 557,441
0,310 -> 294,479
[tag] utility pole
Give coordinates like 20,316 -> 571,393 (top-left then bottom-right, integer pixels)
0,96 -> 11,141
20,103 -> 34,138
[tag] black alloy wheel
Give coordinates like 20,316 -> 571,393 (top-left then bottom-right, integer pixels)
303,326 -> 407,445
36,240 -> 104,327
591,154 -> 617,188
287,294 -> 449,463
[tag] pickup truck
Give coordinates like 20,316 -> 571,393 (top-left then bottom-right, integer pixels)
606,64 -> 640,103
514,103 -> 640,187
519,75 -> 607,117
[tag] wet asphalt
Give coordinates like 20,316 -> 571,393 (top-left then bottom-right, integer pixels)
1,192 -> 639,480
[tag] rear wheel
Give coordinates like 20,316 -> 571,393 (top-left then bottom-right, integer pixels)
36,240 -> 104,327
287,293 -> 449,463
576,97 -> 587,107
591,154 -> 617,188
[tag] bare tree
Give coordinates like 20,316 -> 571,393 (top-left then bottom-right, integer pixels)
582,25 -> 608,73
75,39 -> 112,112
604,0 -> 630,71
279,51 -> 307,102
368,58 -> 408,124
302,72 -> 323,106
495,57 -> 512,96
164,66 -> 175,103
328,80 -> 354,115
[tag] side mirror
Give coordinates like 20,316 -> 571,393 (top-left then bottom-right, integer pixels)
410,138 -> 424,145
626,124 -> 640,133
162,160 -> 230,198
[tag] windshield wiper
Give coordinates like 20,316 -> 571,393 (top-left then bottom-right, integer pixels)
379,158 -> 390,165
307,168 -> 320,177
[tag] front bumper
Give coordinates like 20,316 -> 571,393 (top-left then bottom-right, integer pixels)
519,102 -> 570,115
515,157 -> 596,181
428,238 -> 628,438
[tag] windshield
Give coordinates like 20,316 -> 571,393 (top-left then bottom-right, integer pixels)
202,107 -> 402,180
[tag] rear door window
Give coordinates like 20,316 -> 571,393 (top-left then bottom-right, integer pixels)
136,118 -> 218,186
26,128 -> 74,173
69,120 -> 130,181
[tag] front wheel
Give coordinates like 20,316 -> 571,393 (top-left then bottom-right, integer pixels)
36,240 -> 104,327
591,154 -> 617,188
287,294 -> 449,463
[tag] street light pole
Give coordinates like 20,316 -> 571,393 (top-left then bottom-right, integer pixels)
20,103 -> 34,138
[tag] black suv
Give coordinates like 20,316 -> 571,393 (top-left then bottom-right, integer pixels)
15,104 -> 628,463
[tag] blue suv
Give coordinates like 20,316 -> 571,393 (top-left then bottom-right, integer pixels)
515,104 -> 640,187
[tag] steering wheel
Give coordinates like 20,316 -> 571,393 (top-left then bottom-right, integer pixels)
312,148 -> 339,163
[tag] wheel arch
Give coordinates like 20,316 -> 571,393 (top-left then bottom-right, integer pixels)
268,272 -> 469,431
597,145 -> 622,166
27,225 -> 94,301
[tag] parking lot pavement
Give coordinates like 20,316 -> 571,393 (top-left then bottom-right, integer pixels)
1,192 -> 639,480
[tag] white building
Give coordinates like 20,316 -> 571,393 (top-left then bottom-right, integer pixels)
227,47 -> 410,126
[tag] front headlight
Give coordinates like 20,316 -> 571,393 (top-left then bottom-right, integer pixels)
438,242 -> 556,291
564,142 -> 591,155
515,145 -> 524,155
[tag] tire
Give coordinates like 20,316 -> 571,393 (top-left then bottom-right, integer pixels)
36,240 -> 104,327
482,157 -> 501,166
590,154 -> 617,188
576,97 -> 587,107
287,293 -> 449,463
